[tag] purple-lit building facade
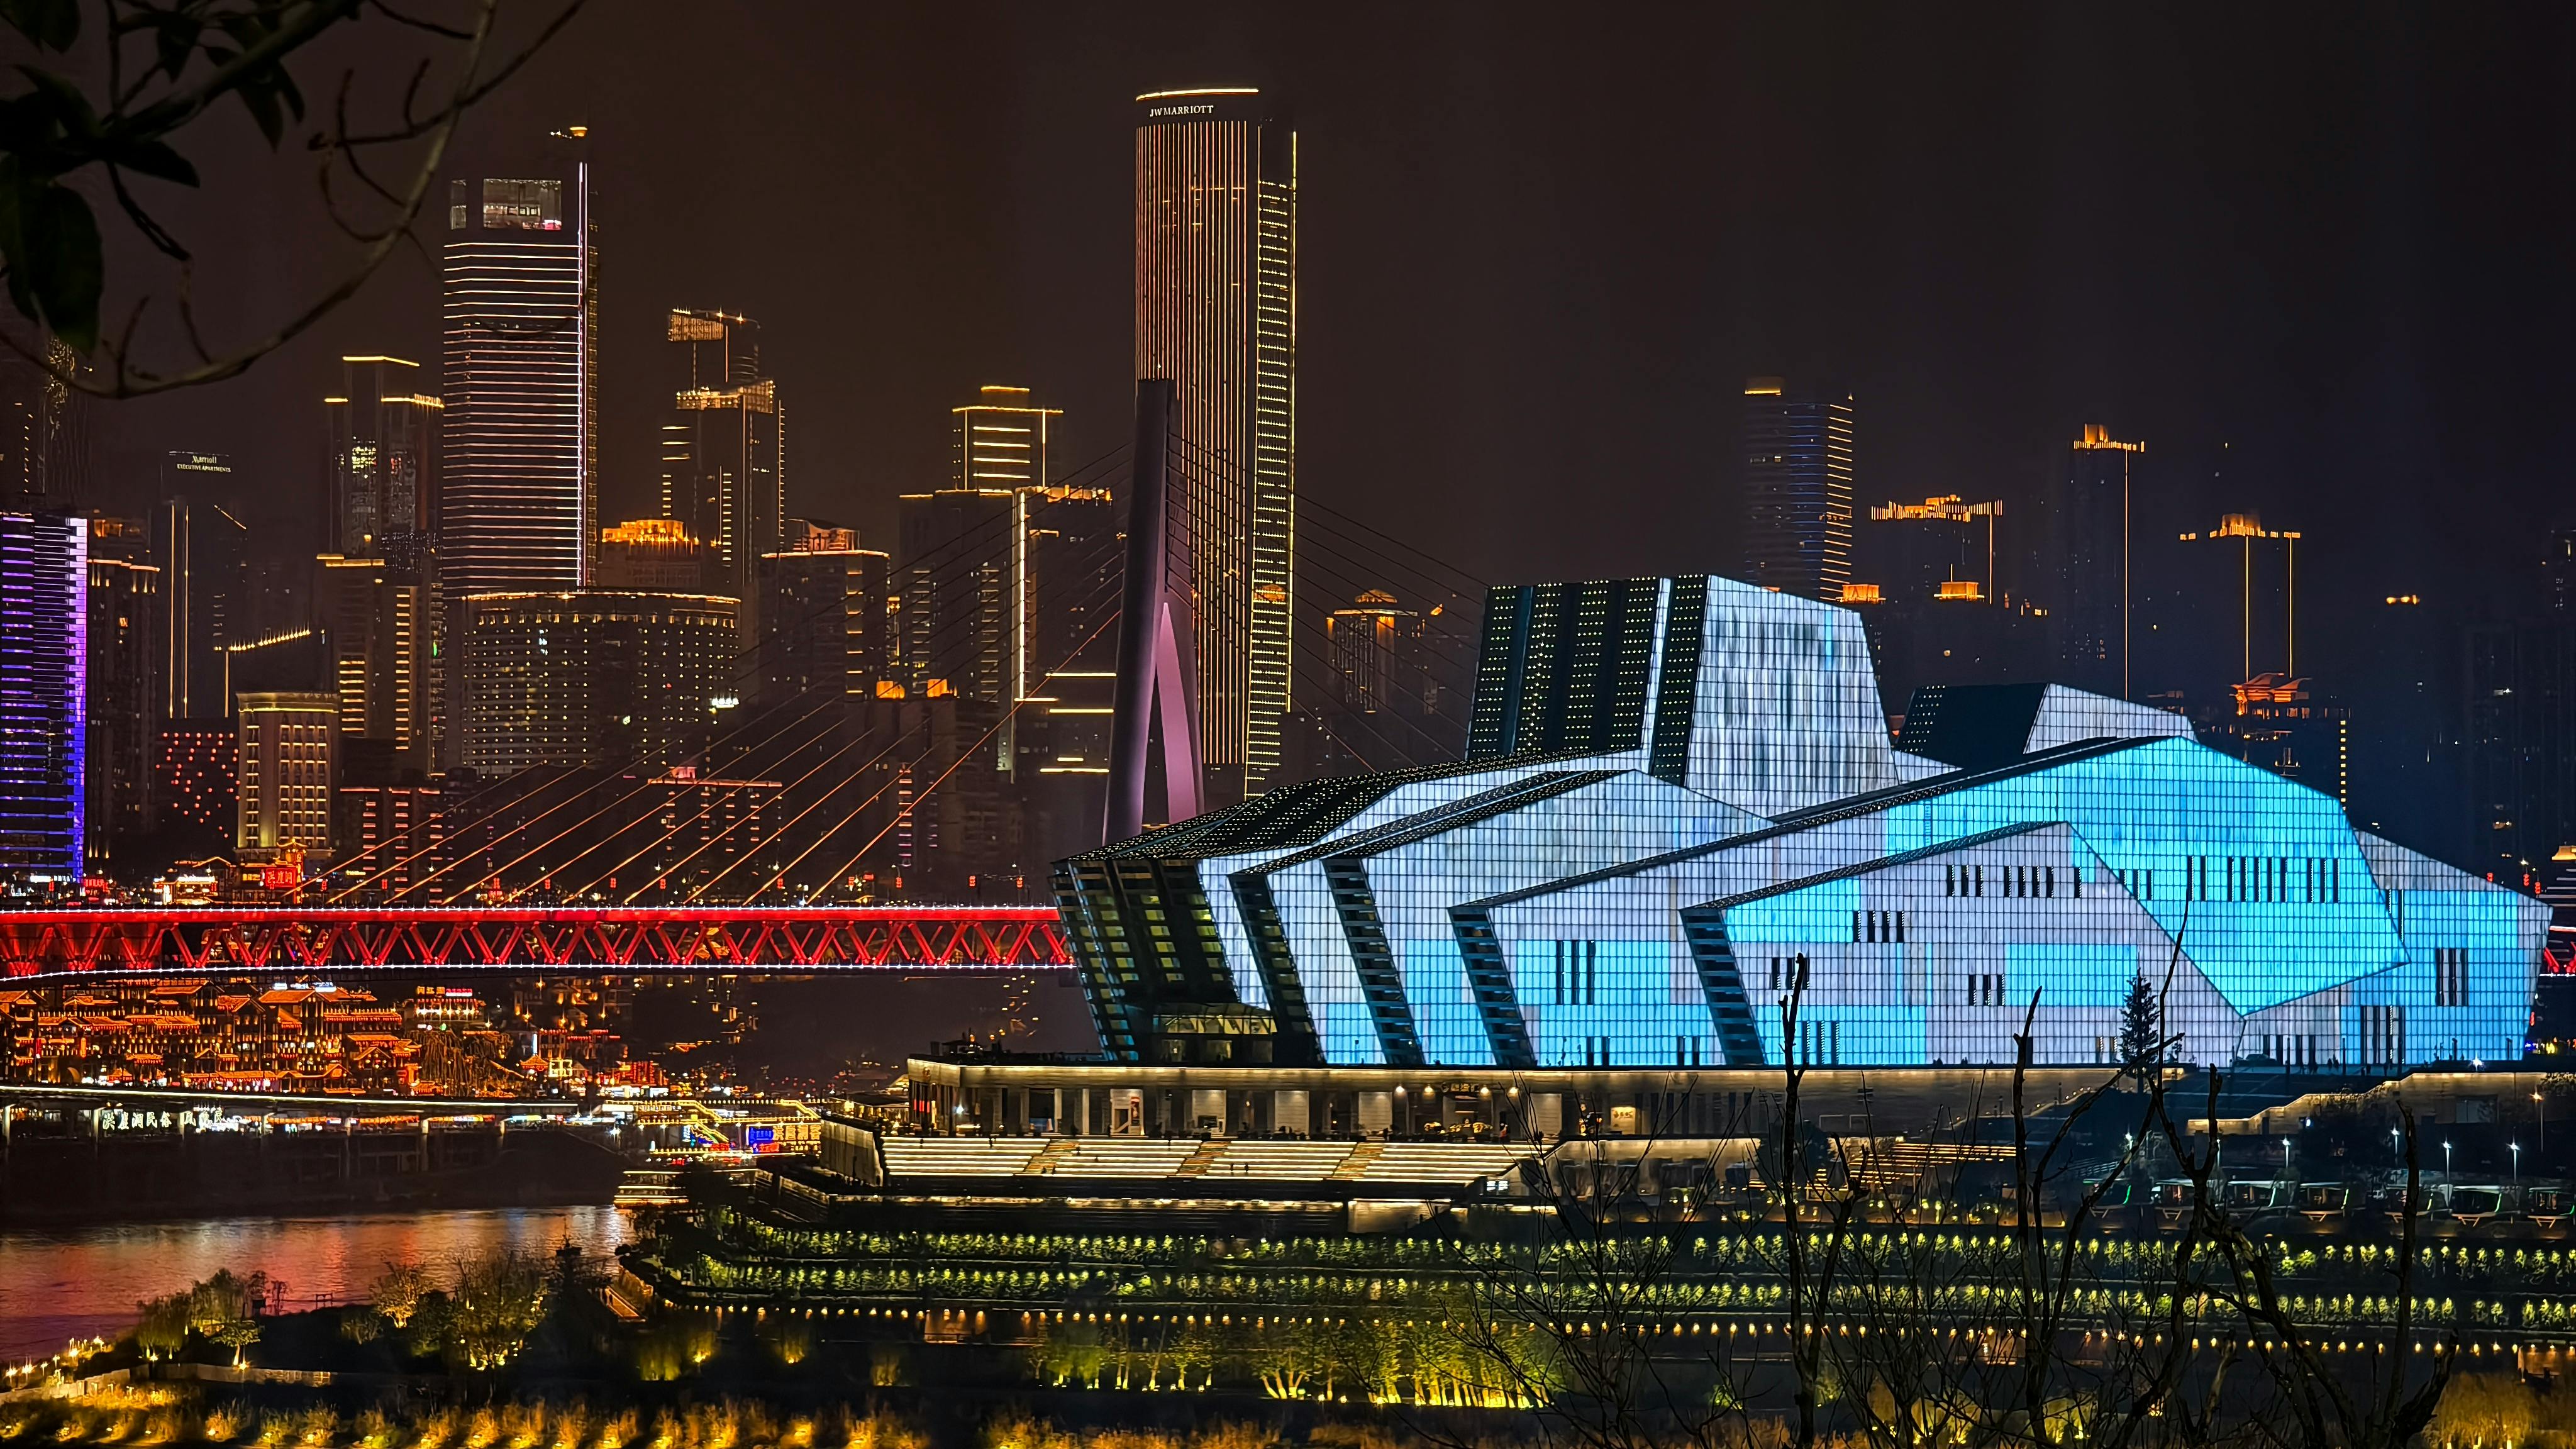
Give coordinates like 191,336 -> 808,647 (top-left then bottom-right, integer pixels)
0,511 -> 87,880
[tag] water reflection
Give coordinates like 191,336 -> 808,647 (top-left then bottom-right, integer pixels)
0,1206 -> 626,1362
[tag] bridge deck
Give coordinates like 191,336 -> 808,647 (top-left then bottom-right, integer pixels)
0,906 -> 1073,977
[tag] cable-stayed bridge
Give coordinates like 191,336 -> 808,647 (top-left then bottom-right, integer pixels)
4,387 -> 1485,1001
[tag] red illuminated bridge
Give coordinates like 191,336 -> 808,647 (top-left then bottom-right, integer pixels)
0,906 -> 1073,980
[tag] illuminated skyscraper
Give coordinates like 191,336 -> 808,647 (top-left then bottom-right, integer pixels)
325,355 -> 440,572
901,387 -> 1113,715
312,555 -> 428,777
84,515 -> 158,863
1327,591 -> 1418,714
235,691 -> 337,867
1738,377 -> 1856,602
0,510 -> 87,880
953,384 -> 1053,495
897,487 -> 1013,704
322,358 -> 440,775
2046,424 -> 2143,697
661,309 -> 781,633
758,539 -> 892,706
155,452 -> 241,720
440,127 -> 597,597
1135,87 -> 1296,802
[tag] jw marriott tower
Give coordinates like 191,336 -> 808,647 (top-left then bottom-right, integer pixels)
1134,88 -> 1296,804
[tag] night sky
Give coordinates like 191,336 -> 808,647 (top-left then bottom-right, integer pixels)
97,4 -> 2576,694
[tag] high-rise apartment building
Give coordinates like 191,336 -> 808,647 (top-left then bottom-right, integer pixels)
320,357 -> 439,777
897,487 -> 1013,704
758,541 -> 892,706
440,128 -> 597,598
1135,88 -> 1297,802
2207,672 -> 2347,804
953,385 -> 1053,492
1739,377 -> 1857,602
668,308 -> 759,391
2177,511 -> 2301,684
955,386 -> 1058,694
325,355 -> 440,571
84,515 -> 158,865
235,691 -> 337,867
2046,424 -> 2142,698
662,310 -> 782,633
1023,486 -> 1119,684
313,555 -> 429,777
1845,495 -> 2034,714
0,511 -> 86,881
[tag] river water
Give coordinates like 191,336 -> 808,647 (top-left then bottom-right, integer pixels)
0,1206 -> 629,1363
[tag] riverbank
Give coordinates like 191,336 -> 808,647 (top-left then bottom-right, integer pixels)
0,1123 -> 623,1226
0,1204 -> 626,1362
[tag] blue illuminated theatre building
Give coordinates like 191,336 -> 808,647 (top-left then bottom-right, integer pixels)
912,576 -> 2543,1138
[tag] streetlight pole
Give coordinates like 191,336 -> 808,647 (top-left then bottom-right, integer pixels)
2512,1141 -> 2522,1183
2444,1140 -> 2454,1177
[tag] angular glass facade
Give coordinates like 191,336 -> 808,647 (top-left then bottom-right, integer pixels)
1056,576 -> 2544,1071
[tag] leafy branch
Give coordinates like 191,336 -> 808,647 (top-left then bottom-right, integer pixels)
0,0 -> 586,397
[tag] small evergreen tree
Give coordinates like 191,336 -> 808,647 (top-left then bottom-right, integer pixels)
2118,970 -> 2164,1085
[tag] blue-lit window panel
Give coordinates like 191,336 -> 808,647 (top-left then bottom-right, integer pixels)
1348,771 -> 1762,1068
1194,753 -> 1656,1011
1678,578 -> 1944,816
1697,824 -> 2230,1069
2243,986 -> 2358,1070
2020,685 -> 2196,755
1214,754 -> 1713,1067
1875,740 -> 2407,1019
2357,831 -> 2546,1065
1466,719 -> 2512,1069
1493,936 -> 1723,1068
1265,853 -> 1383,1063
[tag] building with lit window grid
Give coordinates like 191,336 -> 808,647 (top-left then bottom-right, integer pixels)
236,692 -> 337,867
457,591 -> 737,775
1135,88 -> 1296,803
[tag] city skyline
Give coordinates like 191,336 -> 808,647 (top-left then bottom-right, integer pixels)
95,6 -> 2565,675
4,13 -> 2573,903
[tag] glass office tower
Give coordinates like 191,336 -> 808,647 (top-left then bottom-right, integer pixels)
0,510 -> 86,880
1135,88 -> 1296,804
662,310 -> 781,639
325,355 -> 440,572
440,128 -> 597,596
1740,378 -> 1856,602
